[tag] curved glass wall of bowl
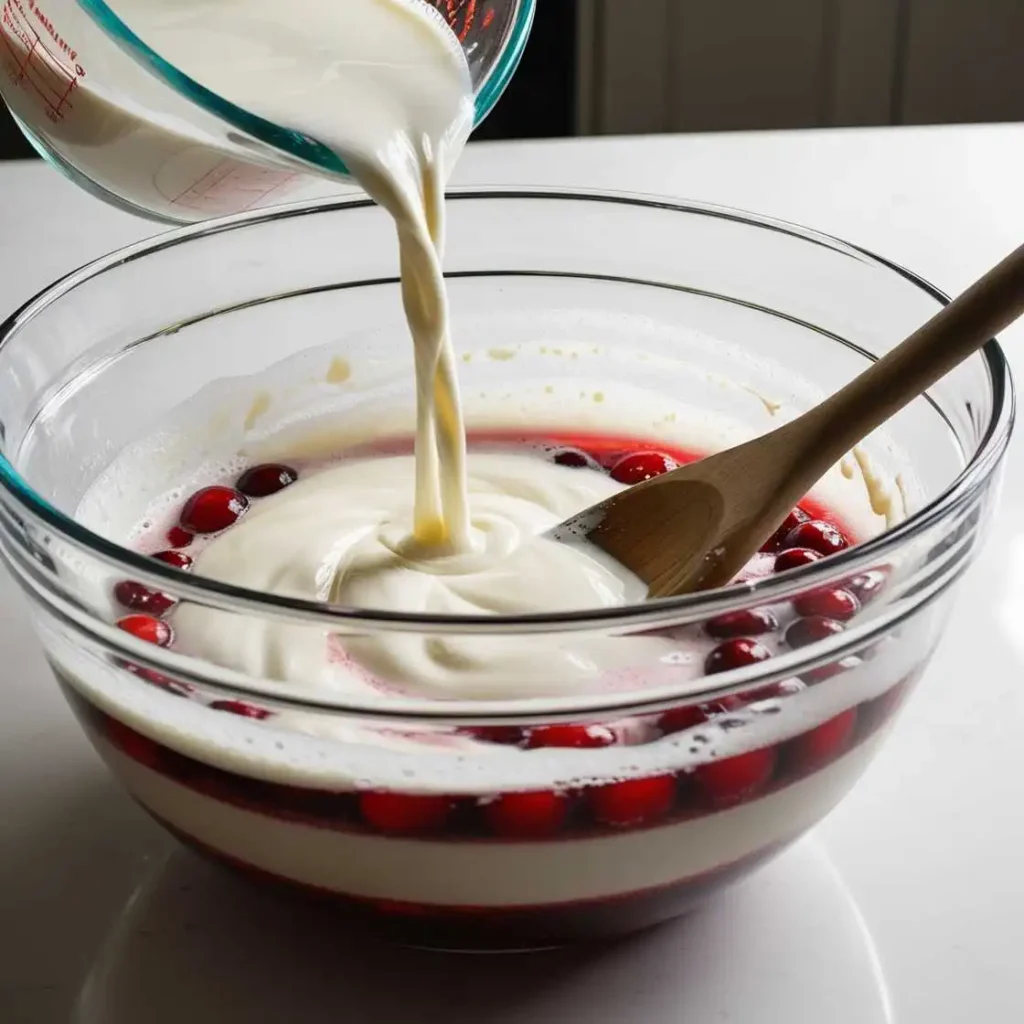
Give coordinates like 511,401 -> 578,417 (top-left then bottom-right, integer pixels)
0,191 -> 1010,949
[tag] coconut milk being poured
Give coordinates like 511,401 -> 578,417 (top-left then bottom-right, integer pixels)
105,0 -> 650,682
114,0 -> 477,550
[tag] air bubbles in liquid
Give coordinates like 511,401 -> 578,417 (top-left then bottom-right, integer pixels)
661,650 -> 694,665
720,716 -> 748,731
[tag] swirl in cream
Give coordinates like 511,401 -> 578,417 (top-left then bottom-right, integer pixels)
172,452 -> 675,700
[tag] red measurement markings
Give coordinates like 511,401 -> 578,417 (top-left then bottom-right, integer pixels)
166,161 -> 298,215
434,0 -> 482,42
1,0 -> 82,123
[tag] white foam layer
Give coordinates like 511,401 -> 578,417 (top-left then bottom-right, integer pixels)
53,623 -> 920,794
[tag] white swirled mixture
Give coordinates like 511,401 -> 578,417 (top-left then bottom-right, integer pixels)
171,452 -> 667,701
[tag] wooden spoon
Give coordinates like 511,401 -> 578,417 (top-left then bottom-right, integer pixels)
548,242 -> 1024,597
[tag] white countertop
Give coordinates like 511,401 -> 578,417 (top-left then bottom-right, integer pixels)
3,123 -> 1024,1023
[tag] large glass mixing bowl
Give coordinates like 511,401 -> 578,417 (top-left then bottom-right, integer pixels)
0,190 -> 1012,950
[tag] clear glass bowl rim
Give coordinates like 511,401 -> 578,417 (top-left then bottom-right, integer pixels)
75,0 -> 536,177
0,186 -> 1013,641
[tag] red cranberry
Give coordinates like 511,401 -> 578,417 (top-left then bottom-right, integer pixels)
609,451 -> 677,485
484,790 -> 570,837
553,448 -> 596,469
794,588 -> 860,621
152,548 -> 192,573
152,549 -> 193,571
105,718 -> 164,771
847,569 -> 888,605
114,551 -> 191,615
463,725 -> 525,746
704,638 -> 772,675
781,520 -> 848,556
693,747 -> 776,808
237,463 -> 298,498
660,696 -> 745,734
114,580 -> 174,616
120,660 -> 176,686
785,615 -> 844,649
210,699 -> 270,720
786,709 -> 858,772
774,547 -> 822,573
706,608 -> 778,639
166,526 -> 194,548
761,507 -> 810,552
359,791 -> 452,834
179,486 -> 248,534
117,614 -> 173,647
587,775 -> 676,826
526,724 -> 616,749
659,704 -> 709,734
128,664 -> 192,697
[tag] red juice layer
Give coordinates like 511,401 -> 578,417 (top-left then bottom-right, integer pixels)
62,673 -> 914,844
155,810 -> 792,948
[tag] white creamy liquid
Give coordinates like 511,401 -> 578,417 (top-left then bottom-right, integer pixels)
100,0 -> 656,698
171,452 -> 666,701
113,0 -> 476,548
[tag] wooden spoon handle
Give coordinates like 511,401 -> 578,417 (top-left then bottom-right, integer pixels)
794,240 -> 1024,467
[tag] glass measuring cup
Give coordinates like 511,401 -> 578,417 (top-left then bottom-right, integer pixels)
0,0 -> 534,222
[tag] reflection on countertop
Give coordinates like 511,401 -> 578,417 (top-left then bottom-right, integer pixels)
74,838 -> 890,1024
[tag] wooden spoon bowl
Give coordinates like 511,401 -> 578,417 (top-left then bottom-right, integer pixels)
549,242 -> 1024,596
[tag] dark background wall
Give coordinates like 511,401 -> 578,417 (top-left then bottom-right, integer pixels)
0,85 -> 33,159
474,1 -> 576,141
